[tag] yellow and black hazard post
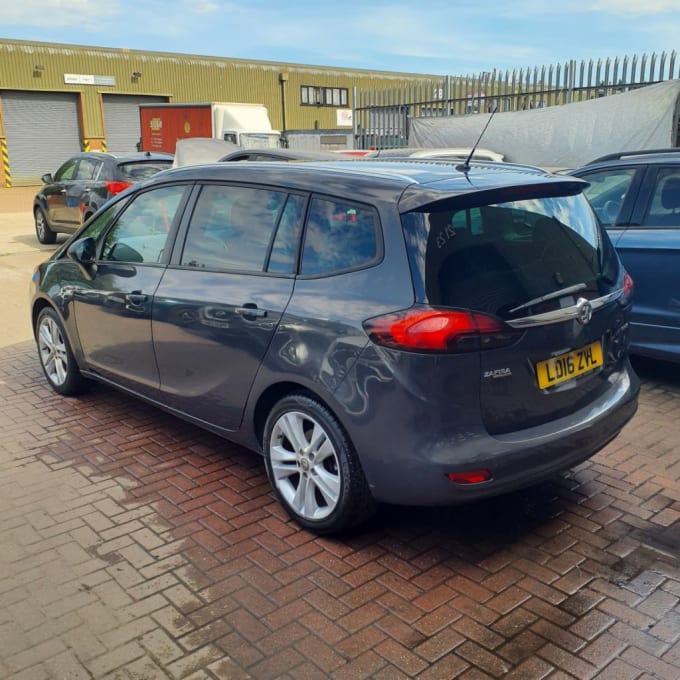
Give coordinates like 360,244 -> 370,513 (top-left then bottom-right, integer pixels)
1,137 -> 11,188
101,139 -> 107,152
82,139 -> 91,152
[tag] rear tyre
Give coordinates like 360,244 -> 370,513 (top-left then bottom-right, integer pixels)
35,307 -> 88,396
263,393 -> 376,534
34,206 -> 56,244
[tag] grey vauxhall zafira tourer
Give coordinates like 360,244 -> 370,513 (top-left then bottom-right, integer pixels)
30,159 -> 639,533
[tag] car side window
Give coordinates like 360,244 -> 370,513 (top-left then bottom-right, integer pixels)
100,185 -> 186,263
267,194 -> 306,274
180,184 -> 286,272
644,169 -> 680,226
300,197 -> 379,276
54,159 -> 78,182
78,202 -> 127,243
75,158 -> 100,181
579,168 -> 637,226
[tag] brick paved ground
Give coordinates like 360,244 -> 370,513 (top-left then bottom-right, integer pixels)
1,341 -> 679,680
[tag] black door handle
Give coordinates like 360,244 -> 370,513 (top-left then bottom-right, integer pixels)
235,304 -> 266,319
126,293 -> 148,306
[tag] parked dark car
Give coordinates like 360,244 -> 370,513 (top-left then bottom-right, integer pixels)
570,149 -> 680,362
30,160 -> 639,533
33,151 -> 173,244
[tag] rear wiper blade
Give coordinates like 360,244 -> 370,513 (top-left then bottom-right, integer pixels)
509,283 -> 588,315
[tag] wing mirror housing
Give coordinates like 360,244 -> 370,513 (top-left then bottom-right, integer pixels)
67,237 -> 97,277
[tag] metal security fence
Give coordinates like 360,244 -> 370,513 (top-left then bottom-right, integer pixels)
354,51 -> 679,149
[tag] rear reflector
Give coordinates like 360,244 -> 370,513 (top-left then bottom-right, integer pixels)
105,181 -> 133,196
363,305 -> 521,353
447,470 -> 492,484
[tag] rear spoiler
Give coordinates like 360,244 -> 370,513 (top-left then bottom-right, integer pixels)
399,177 -> 588,213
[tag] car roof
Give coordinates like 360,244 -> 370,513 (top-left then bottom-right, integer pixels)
73,151 -> 174,162
578,148 -> 680,169
147,159 -> 586,213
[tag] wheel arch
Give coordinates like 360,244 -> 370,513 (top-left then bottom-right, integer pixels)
31,297 -> 57,338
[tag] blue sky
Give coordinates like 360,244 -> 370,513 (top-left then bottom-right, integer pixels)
3,0 -> 679,75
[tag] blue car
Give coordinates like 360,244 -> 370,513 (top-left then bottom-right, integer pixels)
571,149 -> 680,362
31,159 -> 638,533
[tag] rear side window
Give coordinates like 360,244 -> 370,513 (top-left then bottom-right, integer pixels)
645,169 -> 680,226
300,197 -> 379,276
76,157 -> 101,180
117,161 -> 172,182
402,195 -> 609,320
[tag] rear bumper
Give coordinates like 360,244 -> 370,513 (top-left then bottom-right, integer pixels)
340,358 -> 639,506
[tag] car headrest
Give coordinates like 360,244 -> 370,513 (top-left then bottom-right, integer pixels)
661,176 -> 680,210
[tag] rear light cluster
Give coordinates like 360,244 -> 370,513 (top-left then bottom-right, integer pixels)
105,181 -> 133,196
621,271 -> 634,304
363,305 -> 521,353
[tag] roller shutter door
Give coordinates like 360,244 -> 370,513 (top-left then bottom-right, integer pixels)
2,91 -> 80,186
103,95 -> 167,152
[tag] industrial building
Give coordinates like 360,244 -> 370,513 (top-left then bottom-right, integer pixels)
0,38 -> 439,186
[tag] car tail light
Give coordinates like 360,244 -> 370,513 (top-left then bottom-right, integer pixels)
363,306 -> 521,353
621,271 -> 634,303
105,181 -> 133,196
447,470 -> 492,484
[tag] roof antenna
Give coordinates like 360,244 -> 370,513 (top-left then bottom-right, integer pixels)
456,104 -> 499,173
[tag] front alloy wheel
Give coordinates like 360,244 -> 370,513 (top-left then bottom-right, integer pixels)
264,394 -> 376,534
36,308 -> 87,395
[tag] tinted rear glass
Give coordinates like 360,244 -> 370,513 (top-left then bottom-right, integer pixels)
402,195 -> 614,320
116,161 -> 172,182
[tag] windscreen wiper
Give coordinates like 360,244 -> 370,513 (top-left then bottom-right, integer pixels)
509,283 -> 588,315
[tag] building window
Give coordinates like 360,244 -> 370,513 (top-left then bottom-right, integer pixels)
301,86 -> 348,107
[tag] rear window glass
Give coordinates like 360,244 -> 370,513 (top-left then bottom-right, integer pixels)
300,197 -> 379,276
401,195 -> 611,320
117,161 -> 172,182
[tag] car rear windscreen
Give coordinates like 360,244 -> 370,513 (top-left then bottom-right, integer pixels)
401,195 -> 618,320
117,161 -> 173,182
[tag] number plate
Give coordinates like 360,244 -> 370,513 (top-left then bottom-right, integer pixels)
536,341 -> 603,389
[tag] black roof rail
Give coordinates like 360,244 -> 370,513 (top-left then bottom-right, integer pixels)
586,148 -> 680,164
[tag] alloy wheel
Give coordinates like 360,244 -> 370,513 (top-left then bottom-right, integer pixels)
268,410 -> 341,520
38,314 -> 69,386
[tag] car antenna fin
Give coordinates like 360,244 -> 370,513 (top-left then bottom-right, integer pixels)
456,105 -> 498,173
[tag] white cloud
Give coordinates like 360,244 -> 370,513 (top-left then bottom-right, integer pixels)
184,0 -> 221,14
588,0 -> 680,14
3,0 -> 118,26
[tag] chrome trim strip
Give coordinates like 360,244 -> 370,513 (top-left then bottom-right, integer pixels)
505,289 -> 623,328
509,283 -> 587,314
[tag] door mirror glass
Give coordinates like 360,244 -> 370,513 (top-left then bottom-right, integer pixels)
67,237 -> 96,265
41,173 -> 54,184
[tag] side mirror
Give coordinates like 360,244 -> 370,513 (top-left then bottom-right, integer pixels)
67,237 -> 96,266
41,173 -> 54,184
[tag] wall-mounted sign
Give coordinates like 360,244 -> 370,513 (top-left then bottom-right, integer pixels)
336,109 -> 353,127
64,74 -> 116,86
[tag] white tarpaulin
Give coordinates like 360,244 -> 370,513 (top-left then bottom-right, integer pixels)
172,137 -> 242,167
410,80 -> 680,169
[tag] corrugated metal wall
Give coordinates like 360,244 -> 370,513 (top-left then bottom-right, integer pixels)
0,38 -> 435,133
